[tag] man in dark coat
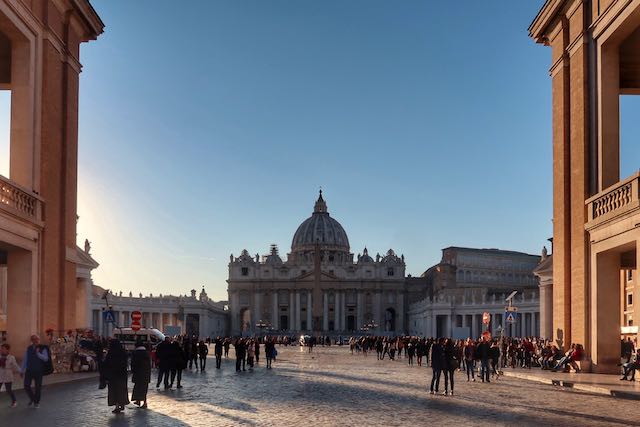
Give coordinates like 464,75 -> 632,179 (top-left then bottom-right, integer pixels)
131,341 -> 151,408
21,334 -> 50,408
429,338 -> 445,394
477,337 -> 492,383
170,340 -> 186,388
190,337 -> 198,370
235,339 -> 246,372
155,337 -> 172,389
198,340 -> 208,372
103,339 -> 129,413
214,337 -> 223,369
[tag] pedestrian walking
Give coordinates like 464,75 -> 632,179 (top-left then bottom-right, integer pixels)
171,340 -> 186,388
247,340 -> 255,371
130,340 -> 151,408
235,339 -> 246,372
224,338 -> 230,358
254,339 -> 260,364
21,334 -> 51,408
429,338 -> 445,395
214,337 -> 223,369
156,337 -> 172,389
0,343 -> 20,407
103,339 -> 129,414
443,339 -> 458,396
198,340 -> 208,371
265,338 -> 276,369
464,339 -> 476,382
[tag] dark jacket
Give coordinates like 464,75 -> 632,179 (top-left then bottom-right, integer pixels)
131,348 -> 151,384
103,341 -> 129,407
431,343 -> 445,370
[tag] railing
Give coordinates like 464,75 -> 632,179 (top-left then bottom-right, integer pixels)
0,174 -> 43,223
587,172 -> 640,225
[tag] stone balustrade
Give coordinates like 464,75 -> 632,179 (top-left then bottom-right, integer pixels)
587,172 -> 640,225
0,174 -> 43,223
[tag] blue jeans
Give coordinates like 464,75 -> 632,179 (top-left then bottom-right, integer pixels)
466,360 -> 475,380
24,371 -> 43,403
480,359 -> 490,382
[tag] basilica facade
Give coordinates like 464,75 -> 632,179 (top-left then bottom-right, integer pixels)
227,192 -> 418,336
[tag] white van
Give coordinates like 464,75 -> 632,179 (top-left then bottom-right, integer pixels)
112,327 -> 165,351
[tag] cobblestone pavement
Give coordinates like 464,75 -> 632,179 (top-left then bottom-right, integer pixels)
1,345 -> 639,427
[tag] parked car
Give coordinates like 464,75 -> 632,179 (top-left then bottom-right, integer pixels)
112,327 -> 165,351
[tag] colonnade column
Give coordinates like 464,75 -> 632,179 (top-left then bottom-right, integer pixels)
307,290 -> 312,331
254,291 -> 262,324
323,292 -> 329,331
374,292 -> 382,332
272,293 -> 278,329
339,292 -> 345,331
398,292 -> 404,333
295,291 -> 301,330
356,292 -> 363,330
341,292 -> 346,331
445,314 -> 451,338
289,292 -> 295,330
334,292 -> 340,332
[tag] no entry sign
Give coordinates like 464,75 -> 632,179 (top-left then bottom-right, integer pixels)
131,311 -> 142,322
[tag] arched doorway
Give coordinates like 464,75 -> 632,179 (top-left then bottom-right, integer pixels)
385,308 -> 395,332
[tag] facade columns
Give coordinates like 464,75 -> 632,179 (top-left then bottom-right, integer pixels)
397,292 -> 404,333
356,292 -> 363,330
341,292 -> 346,331
445,314 -> 451,338
334,292 -> 340,331
295,291 -> 301,330
307,290 -> 312,331
323,292 -> 329,331
289,292 -> 295,330
272,293 -> 278,329
374,291 -> 382,332
254,291 -> 262,324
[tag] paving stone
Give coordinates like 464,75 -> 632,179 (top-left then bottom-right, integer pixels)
0,345 -> 638,426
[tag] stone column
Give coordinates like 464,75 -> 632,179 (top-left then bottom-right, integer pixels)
289,292 -> 295,330
296,291 -> 301,330
334,292 -> 340,331
445,314 -> 451,338
255,291 -> 262,324
230,291 -> 239,334
272,293 -> 278,329
356,292 -> 363,330
323,292 -> 329,331
374,291 -> 382,332
341,292 -> 346,331
397,292 -> 404,333
307,290 -> 312,331
539,283 -> 553,340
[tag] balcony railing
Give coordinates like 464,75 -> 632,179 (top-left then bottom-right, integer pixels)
586,172 -> 640,226
0,174 -> 43,224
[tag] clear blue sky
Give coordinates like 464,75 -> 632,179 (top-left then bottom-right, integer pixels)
1,1 -> 637,301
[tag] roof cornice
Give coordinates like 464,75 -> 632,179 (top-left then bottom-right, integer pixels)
71,0 -> 104,41
529,0 -> 568,44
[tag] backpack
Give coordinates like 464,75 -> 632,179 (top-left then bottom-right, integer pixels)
41,345 -> 54,376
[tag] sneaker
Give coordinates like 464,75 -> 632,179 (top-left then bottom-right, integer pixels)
10,402 -> 17,408
442,391 -> 448,396
34,403 -> 40,408
27,400 -> 33,407
449,391 -> 454,396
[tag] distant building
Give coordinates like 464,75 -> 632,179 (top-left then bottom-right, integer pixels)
408,247 -> 542,338
90,286 -> 228,339
227,191 -> 423,336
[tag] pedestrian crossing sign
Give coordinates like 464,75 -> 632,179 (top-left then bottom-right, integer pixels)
505,312 -> 517,323
103,310 -> 116,324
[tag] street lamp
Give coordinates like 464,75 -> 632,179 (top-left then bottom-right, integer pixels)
255,319 -> 270,337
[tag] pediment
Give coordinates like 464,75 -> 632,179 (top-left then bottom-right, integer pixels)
295,270 -> 339,281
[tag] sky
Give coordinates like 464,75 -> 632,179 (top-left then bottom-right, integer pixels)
0,1 -> 638,301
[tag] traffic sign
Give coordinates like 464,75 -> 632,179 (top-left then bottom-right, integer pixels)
505,312 -> 517,323
131,320 -> 141,332
103,310 -> 116,324
131,311 -> 142,322
482,312 -> 490,325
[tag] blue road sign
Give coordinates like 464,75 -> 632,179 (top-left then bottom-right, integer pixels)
103,310 -> 116,324
504,312 -> 517,324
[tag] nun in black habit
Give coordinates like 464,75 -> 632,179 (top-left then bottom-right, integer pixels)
131,340 -> 151,408
103,339 -> 130,413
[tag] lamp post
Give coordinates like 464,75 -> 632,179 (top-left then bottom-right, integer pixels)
255,319 -> 269,337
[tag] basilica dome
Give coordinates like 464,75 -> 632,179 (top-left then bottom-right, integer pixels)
291,191 -> 350,254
